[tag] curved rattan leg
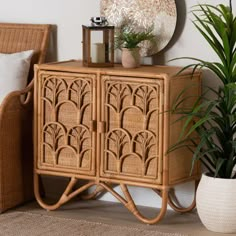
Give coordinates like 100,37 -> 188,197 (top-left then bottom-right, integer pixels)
34,173 -> 95,210
80,185 -> 106,200
100,182 -> 168,224
153,180 -> 199,213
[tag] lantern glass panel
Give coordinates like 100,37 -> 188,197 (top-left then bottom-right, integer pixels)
91,31 -> 105,63
82,25 -> 114,67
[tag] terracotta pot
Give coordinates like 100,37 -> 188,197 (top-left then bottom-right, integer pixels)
121,47 -> 140,68
196,173 -> 236,233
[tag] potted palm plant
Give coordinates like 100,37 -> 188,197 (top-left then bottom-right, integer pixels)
170,1 -> 236,233
115,22 -> 155,68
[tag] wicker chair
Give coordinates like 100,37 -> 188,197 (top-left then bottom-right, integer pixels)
0,23 -> 51,212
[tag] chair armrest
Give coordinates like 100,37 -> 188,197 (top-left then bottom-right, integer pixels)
0,79 -> 34,117
0,79 -> 34,212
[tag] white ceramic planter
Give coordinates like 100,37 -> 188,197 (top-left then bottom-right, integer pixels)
196,173 -> 236,233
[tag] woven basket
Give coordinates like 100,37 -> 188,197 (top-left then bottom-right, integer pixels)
196,173 -> 236,233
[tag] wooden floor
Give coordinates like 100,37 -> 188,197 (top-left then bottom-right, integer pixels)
13,199 -> 229,236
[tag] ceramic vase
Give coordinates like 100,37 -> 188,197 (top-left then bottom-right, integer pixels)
196,173 -> 236,233
121,47 -> 140,68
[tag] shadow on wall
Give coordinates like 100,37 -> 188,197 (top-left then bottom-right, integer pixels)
153,0 -> 187,65
46,25 -> 58,62
202,69 -> 222,98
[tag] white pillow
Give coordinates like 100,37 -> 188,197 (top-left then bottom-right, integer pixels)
0,50 -> 34,104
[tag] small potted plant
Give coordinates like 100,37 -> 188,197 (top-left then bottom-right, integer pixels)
115,21 -> 155,68
170,1 -> 236,233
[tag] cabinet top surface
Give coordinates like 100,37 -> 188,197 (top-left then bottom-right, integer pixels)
35,60 -> 199,78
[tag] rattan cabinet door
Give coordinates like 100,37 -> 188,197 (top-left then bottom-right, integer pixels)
36,71 -> 96,176
100,75 -> 164,184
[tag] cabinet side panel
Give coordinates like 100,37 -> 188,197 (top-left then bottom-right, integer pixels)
168,74 -> 201,184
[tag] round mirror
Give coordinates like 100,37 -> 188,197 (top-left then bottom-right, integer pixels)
100,0 -> 177,56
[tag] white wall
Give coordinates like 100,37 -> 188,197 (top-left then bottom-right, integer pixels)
0,0 -> 100,60
0,0 -> 234,208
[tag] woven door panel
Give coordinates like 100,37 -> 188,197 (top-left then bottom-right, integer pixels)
37,71 -> 96,176
100,75 -> 163,184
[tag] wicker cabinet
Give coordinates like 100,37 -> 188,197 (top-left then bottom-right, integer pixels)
34,60 -> 201,223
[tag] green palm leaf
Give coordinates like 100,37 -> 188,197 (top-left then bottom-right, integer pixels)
170,3 -> 236,179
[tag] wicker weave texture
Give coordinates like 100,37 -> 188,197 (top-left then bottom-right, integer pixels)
34,61 -> 201,223
0,23 -> 51,213
38,71 -> 96,175
101,75 -> 163,184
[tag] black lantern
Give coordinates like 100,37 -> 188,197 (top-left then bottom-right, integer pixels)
82,23 -> 114,67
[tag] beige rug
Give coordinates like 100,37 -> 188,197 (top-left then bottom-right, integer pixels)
0,211 -> 186,236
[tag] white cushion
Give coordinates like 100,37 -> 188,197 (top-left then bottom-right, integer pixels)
0,50 -> 34,104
